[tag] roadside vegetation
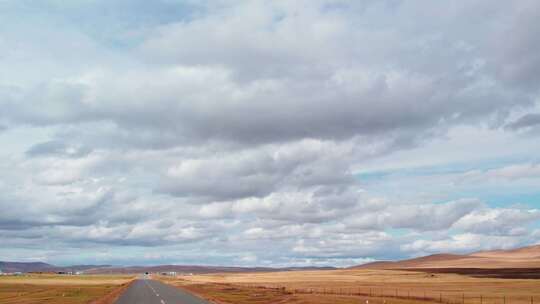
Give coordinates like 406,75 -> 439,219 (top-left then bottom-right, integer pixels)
0,274 -> 133,304
159,269 -> 540,304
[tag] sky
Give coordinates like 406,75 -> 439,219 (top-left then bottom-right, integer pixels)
1,0 -> 540,267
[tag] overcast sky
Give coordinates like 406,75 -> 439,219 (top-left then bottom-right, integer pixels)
1,0 -> 540,267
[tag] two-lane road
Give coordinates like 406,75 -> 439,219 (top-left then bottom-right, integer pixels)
115,279 -> 211,304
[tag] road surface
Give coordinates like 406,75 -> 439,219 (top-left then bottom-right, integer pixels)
115,279 -> 211,304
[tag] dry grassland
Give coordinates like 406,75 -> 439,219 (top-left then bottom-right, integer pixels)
161,269 -> 540,304
0,274 -> 133,304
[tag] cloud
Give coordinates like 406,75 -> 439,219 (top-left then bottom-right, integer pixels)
453,208 -> 540,236
488,0 -> 540,91
2,1 -> 538,150
26,140 -> 92,158
159,139 -> 354,201
506,114 -> 540,130
459,163 -> 540,183
344,199 -> 483,231
484,164 -> 540,180
401,233 -> 525,254
1,0 -> 540,266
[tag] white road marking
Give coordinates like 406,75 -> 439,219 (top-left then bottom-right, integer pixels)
144,279 -> 164,301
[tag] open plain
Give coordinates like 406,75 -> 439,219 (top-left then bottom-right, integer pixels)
0,274 -> 133,304
160,268 -> 540,304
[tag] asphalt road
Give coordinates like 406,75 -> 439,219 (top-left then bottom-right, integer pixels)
115,279 -> 211,304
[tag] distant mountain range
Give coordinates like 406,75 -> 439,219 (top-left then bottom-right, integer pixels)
354,244 -> 540,269
0,261 -> 111,273
4,244 -> 539,274
85,265 -> 335,274
0,261 -> 53,273
0,261 -> 334,274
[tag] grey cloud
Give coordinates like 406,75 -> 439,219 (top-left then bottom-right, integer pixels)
26,140 -> 92,158
159,140 -> 354,201
458,163 -> 540,182
0,186 -> 113,229
195,185 -> 361,225
2,0 -> 540,266
289,230 -> 395,260
488,0 -> 540,90
391,200 -> 483,231
453,208 -> 540,236
345,199 -> 483,231
0,221 -> 214,248
506,114 -> 540,130
401,233 -> 528,255
1,1 -> 537,151
255,188 -> 358,224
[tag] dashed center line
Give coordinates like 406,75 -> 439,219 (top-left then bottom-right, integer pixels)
144,280 -> 166,303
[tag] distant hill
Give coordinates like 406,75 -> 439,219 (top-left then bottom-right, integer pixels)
0,261 -> 110,273
353,244 -> 540,269
0,261 -> 334,274
47,265 -> 113,273
0,261 -> 54,273
86,265 -> 336,275
356,254 -> 474,269
5,245 -> 540,274
470,244 -> 540,259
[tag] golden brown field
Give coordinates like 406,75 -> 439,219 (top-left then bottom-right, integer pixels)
160,269 -> 540,304
0,274 -> 134,304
